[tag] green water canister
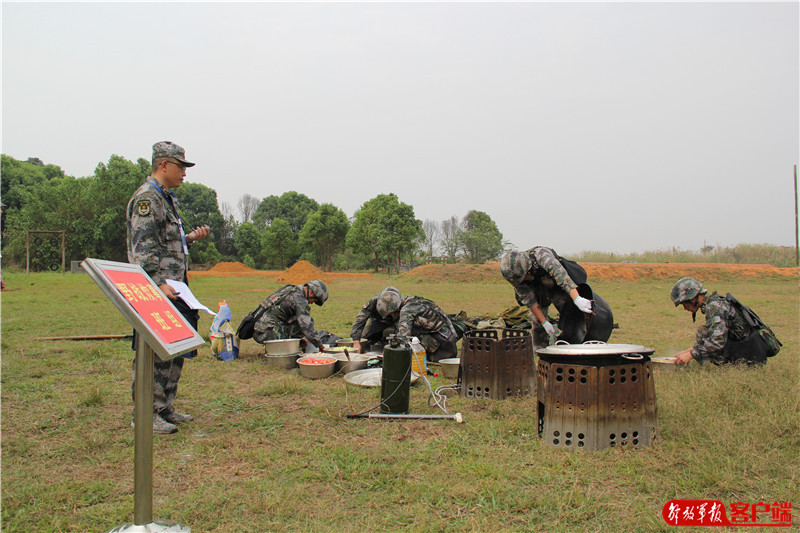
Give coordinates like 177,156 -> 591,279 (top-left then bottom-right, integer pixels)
381,336 -> 412,414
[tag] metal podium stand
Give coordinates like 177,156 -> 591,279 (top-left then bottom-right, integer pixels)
82,259 -> 205,533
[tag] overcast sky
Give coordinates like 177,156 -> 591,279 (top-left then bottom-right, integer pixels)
2,2 -> 798,256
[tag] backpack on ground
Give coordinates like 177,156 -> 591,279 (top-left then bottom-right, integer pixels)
725,293 -> 781,358
236,285 -> 296,340
236,304 -> 267,340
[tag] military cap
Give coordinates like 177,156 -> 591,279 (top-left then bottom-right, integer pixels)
152,141 -> 195,167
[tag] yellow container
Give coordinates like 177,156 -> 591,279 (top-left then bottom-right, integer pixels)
410,340 -> 427,375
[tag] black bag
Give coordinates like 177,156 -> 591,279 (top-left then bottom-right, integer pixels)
551,249 -> 588,285
236,304 -> 267,340
237,285 -> 295,340
726,329 -> 769,365
725,293 -> 781,358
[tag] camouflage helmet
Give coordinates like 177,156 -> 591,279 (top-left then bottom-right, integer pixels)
670,277 -> 706,306
500,251 -> 532,284
376,286 -> 403,318
304,279 -> 328,306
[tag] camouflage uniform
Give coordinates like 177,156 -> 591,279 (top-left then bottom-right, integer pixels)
690,292 -> 751,365
127,176 -> 197,417
396,296 -> 458,362
510,247 -> 578,316
127,176 -> 188,286
350,293 -> 395,346
253,284 -> 326,348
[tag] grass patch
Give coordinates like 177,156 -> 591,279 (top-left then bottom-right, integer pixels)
1,271 -> 798,531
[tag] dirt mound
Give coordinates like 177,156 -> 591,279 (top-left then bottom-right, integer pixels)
208,261 -> 257,273
189,260 -> 374,281
402,262 -> 796,283
276,260 -> 331,285
189,261 -> 283,279
584,263 -> 796,282
402,263 -> 504,283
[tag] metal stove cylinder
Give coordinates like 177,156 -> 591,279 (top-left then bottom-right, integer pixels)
536,344 -> 660,451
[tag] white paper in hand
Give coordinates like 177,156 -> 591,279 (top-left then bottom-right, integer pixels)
165,279 -> 215,315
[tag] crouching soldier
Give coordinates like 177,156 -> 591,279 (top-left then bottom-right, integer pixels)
376,288 -> 458,363
670,276 -> 779,366
253,279 -> 339,350
350,286 -> 402,353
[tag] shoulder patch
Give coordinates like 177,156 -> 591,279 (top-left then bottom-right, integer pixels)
136,200 -> 152,216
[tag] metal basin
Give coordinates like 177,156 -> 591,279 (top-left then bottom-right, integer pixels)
329,353 -> 370,373
263,338 -> 302,356
264,353 -> 300,370
438,358 -> 461,379
297,355 -> 337,379
344,368 -> 421,388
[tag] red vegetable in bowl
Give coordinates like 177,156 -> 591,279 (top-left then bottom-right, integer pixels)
300,357 -> 334,365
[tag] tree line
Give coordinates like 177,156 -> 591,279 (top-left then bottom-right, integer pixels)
0,154 -> 506,272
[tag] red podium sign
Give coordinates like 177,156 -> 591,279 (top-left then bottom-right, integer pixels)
82,258 -> 204,361
103,270 -> 194,345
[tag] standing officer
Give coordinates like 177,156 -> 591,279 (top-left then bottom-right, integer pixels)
127,141 -> 210,434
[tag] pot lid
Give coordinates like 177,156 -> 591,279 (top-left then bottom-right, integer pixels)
344,368 -> 421,388
536,342 -> 655,357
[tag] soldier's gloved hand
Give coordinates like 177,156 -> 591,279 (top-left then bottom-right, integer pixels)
542,321 -> 562,345
574,296 -> 593,314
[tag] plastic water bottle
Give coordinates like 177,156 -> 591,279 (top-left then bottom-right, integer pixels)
409,336 -> 427,376
210,300 -> 232,333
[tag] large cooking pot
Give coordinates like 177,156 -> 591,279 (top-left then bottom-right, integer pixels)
536,342 -> 654,358
557,283 -> 614,344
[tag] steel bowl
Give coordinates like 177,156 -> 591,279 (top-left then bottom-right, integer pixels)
263,338 -> 302,356
264,353 -> 300,370
329,353 -> 370,373
438,358 -> 461,379
336,338 -> 355,347
297,355 -> 337,379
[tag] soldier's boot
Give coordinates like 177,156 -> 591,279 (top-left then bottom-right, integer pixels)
162,410 -> 194,424
131,412 -> 178,434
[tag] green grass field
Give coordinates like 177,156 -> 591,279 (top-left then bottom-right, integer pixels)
1,270 -> 798,532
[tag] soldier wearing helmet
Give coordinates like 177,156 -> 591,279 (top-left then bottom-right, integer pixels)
304,279 -> 329,306
670,277 -> 757,366
350,287 -> 402,353
670,277 -> 707,318
500,247 -> 602,347
388,294 -> 458,362
252,279 -> 339,349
